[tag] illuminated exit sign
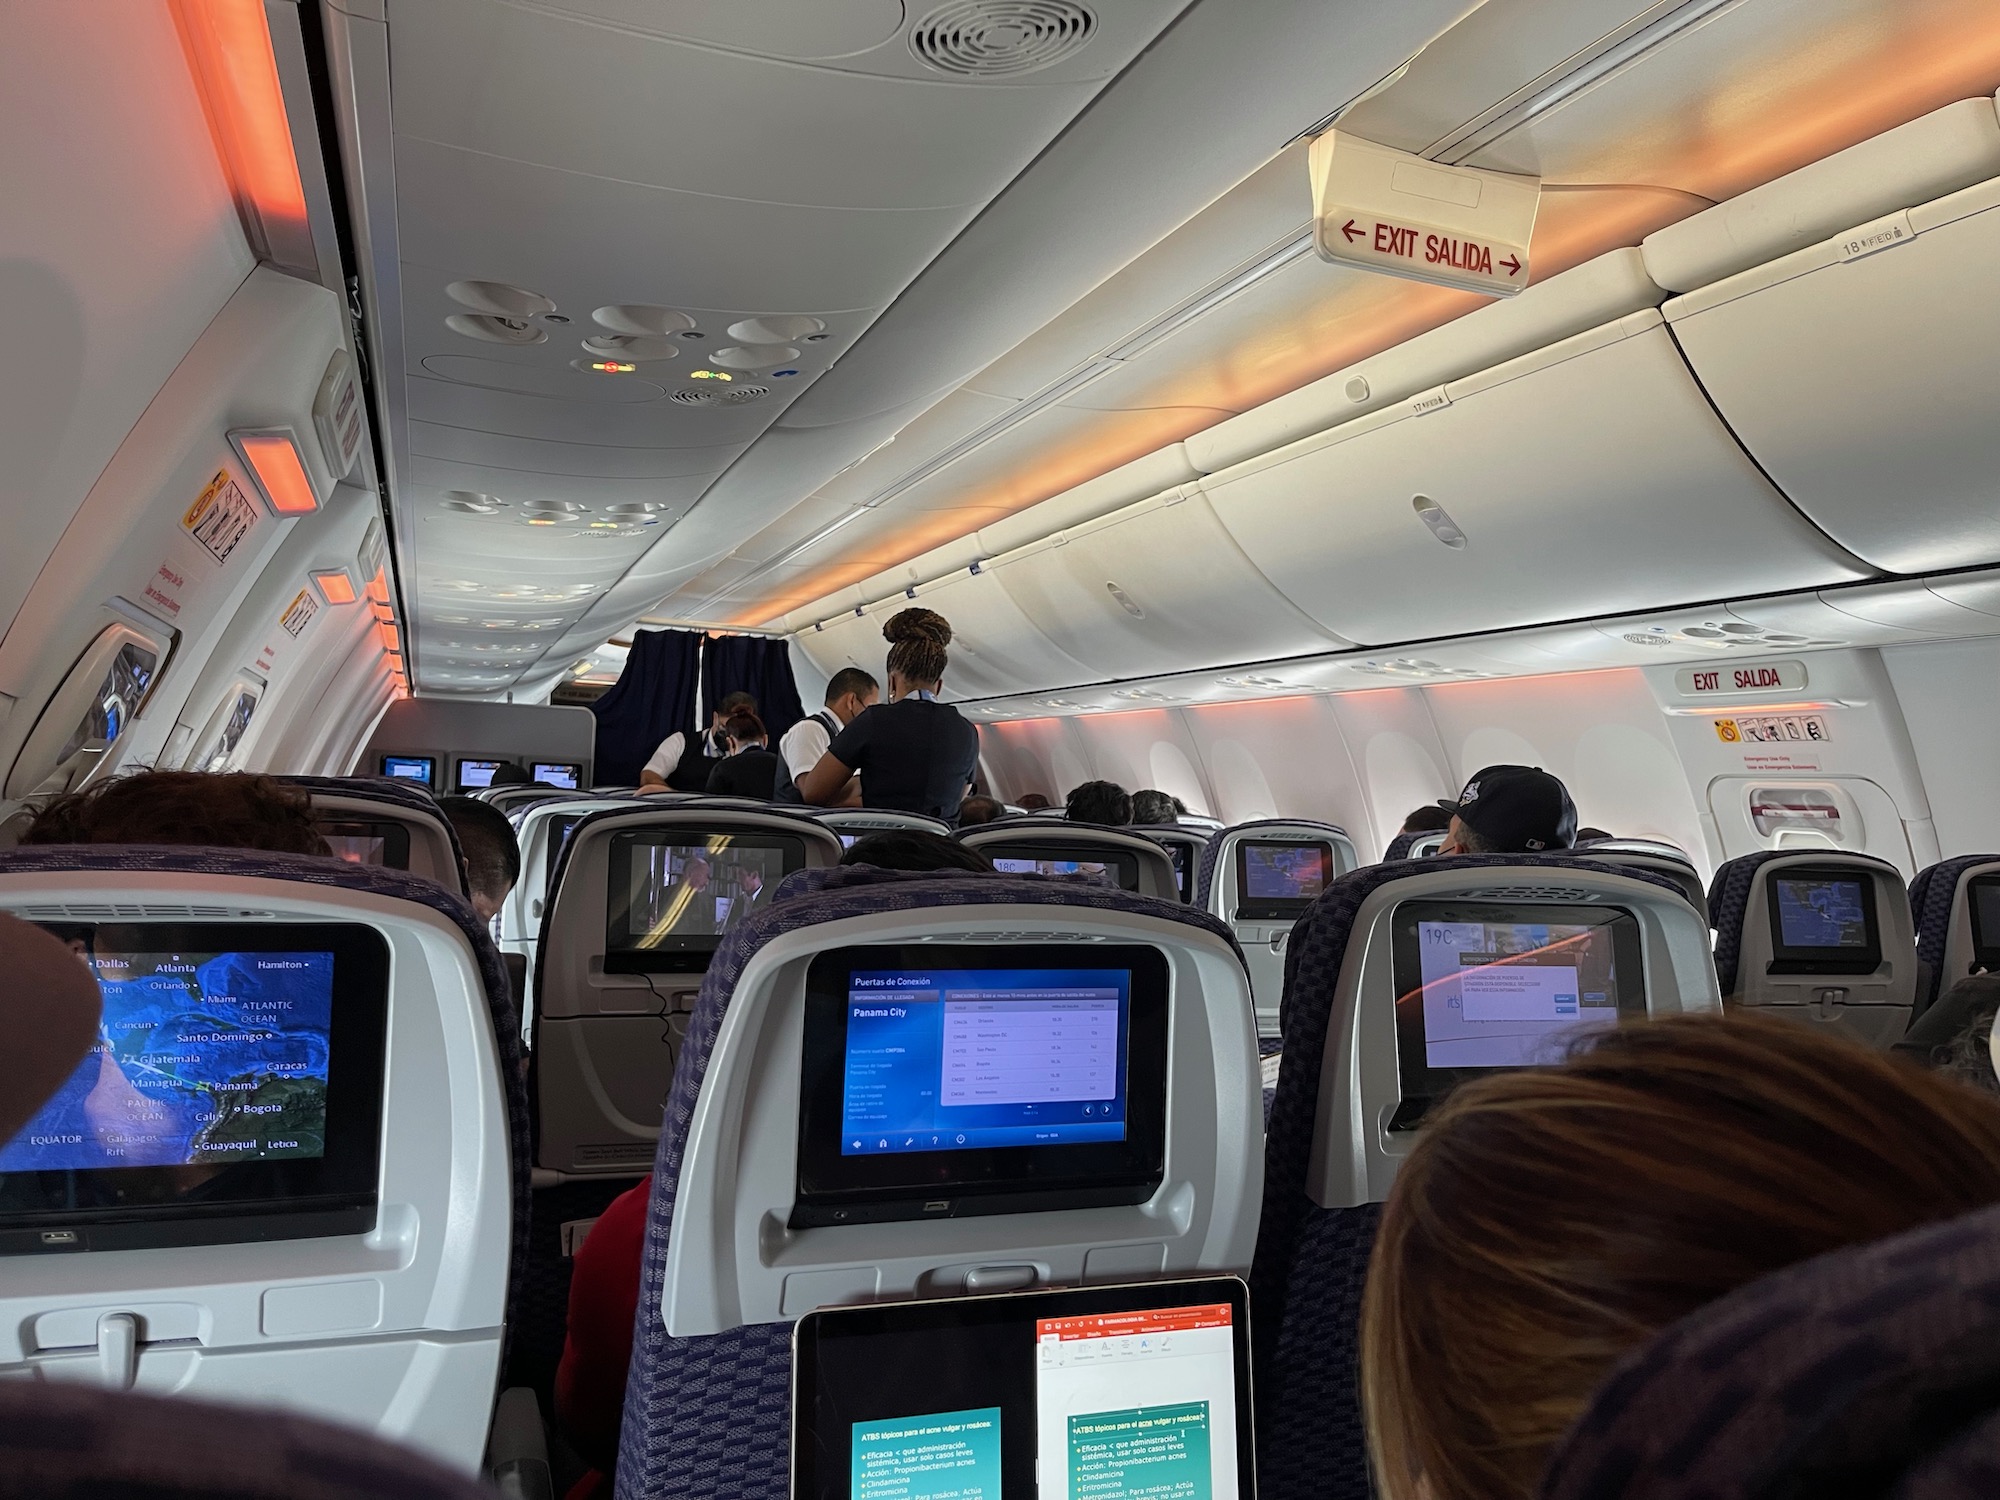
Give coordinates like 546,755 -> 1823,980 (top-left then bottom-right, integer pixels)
1309,132 -> 1540,298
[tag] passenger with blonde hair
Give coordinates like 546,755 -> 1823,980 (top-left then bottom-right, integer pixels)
798,607 -> 979,821
1360,1013 -> 2000,1500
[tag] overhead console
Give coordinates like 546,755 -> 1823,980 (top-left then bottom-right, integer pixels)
1660,95 -> 2000,575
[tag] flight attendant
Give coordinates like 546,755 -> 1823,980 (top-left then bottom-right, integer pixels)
798,608 -> 979,821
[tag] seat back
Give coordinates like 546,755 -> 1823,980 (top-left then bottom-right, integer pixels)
532,805 -> 843,1177
0,847 -> 526,1473
1406,829 -> 1448,858
958,821 -> 1180,899
615,866 -> 1260,1500
1708,850 -> 1915,1046
1540,1203 -> 2000,1500
1565,839 -> 1708,920
1908,854 -> 2000,1022
1132,824 -> 1214,904
1198,819 -> 1360,1037
808,807 -> 953,851
278,775 -> 465,894
1253,855 -> 1719,1500
484,786 -> 570,816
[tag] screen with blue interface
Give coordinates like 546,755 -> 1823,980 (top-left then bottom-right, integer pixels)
1240,841 -> 1331,902
1773,877 -> 1869,949
840,969 -> 1130,1156
1413,919 -> 1621,1069
380,754 -> 434,785
533,761 -> 582,789
456,758 -> 502,790
0,950 -> 334,1172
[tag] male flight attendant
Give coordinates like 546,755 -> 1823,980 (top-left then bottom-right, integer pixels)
638,691 -> 756,793
775,668 -> 878,803
1434,765 -> 1578,855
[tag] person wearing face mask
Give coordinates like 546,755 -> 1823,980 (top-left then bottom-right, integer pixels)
774,668 -> 879,805
797,609 -> 979,823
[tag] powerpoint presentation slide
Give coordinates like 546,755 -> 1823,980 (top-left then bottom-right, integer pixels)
1035,1305 -> 1239,1500
850,1407 -> 1001,1500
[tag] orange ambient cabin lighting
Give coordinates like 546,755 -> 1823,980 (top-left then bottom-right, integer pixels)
172,0 -> 310,262
377,622 -> 401,654
231,430 -> 320,516
310,568 -> 358,605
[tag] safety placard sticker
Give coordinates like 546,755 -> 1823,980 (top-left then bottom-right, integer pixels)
1714,714 -> 1830,745
182,468 -> 258,564
279,587 -> 319,638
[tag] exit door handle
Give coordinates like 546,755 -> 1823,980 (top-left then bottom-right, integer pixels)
97,1312 -> 138,1390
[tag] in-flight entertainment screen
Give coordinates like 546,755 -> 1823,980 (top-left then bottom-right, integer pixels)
456,758 -> 502,790
1765,867 -> 1881,971
795,944 -> 1168,1226
1390,902 -> 1645,1113
989,848 -> 1137,890
1970,875 -> 2000,969
794,1278 -> 1255,1500
318,819 -> 411,871
604,831 -> 803,972
0,923 -> 389,1254
379,754 -> 435,786
1233,840 -> 1333,917
532,761 -> 583,789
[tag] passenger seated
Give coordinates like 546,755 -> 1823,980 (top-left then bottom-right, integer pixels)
1434,765 -> 1576,854
1016,792 -> 1054,812
488,761 -> 533,788
955,794 -> 1004,826
554,820 -> 996,1497
1065,779 -> 1133,826
1360,1013 -> 2000,1500
1894,973 -> 2000,1091
436,795 -> 521,925
703,711 -> 781,800
1131,788 -> 1187,825
840,828 -> 995,873
19,770 -> 329,855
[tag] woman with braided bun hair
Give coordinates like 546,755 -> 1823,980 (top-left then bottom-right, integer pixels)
799,606 -> 981,820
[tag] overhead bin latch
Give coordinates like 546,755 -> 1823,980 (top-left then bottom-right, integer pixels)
1309,132 -> 1541,298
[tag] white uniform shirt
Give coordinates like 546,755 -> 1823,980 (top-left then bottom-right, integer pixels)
779,711 -> 840,783
641,732 -> 686,781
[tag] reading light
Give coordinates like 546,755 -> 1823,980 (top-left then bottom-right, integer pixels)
310,568 -> 357,605
588,361 -> 636,373
228,429 -> 320,516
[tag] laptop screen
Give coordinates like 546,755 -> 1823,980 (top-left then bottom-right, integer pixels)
794,1278 -> 1253,1500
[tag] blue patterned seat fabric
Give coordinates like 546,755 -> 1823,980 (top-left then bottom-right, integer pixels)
615,868 -> 1244,1500
1704,850 -> 1802,998
1909,855 -> 2000,1020
0,846 -> 531,1334
1254,854 -> 1687,1500
1539,1201 -> 2000,1500
0,1380 -> 496,1500
1193,818 -> 1348,908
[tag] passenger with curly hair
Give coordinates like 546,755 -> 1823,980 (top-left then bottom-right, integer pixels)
20,770 -> 330,855
797,607 -> 980,821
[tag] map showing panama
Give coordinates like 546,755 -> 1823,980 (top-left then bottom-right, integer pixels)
0,949 -> 334,1172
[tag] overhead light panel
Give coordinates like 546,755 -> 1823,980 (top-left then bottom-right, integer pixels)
229,429 -> 320,515
310,568 -> 357,605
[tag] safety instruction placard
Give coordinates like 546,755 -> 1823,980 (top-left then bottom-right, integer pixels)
1714,714 -> 1830,745
182,468 -> 258,565
279,587 -> 319,638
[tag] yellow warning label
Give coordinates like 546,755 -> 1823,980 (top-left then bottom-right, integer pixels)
1714,719 -> 1741,743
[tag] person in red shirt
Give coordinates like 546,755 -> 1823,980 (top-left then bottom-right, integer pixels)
554,1175 -> 651,1499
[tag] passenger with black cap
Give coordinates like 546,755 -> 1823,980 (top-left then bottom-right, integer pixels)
1435,764 -> 1578,855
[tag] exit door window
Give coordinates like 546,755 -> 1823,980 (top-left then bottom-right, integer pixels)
1749,788 -> 1846,843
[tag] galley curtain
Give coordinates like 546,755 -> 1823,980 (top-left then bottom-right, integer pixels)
588,628 -> 701,786
701,633 -> 805,741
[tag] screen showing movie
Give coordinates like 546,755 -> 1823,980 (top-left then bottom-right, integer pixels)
317,819 -> 409,871
0,949 -> 335,1173
605,832 -> 802,971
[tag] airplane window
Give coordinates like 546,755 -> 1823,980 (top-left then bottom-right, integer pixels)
196,688 -> 260,773
54,643 -> 156,771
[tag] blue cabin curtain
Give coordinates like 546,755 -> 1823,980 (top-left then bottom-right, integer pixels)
702,634 -> 805,741
588,628 -> 701,786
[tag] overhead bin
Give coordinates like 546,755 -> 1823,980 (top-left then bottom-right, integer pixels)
1666,168 -> 2000,576
1201,311 -> 1868,648
1184,249 -> 1665,475
1642,97 -> 2000,293
982,484 -> 1349,683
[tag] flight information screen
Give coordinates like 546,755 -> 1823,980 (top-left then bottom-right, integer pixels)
1772,876 -> 1869,949
0,949 -> 334,1172
1235,841 -> 1332,913
839,968 -> 1130,1156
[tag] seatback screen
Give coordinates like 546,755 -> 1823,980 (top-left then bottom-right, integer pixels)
1233,840 -> 1333,918
1390,901 -> 1645,1111
456,758 -> 502,790
796,944 -> 1169,1227
532,761 -> 582,789
793,1278 -> 1255,1500
604,831 -> 804,972
544,811 -> 587,887
1764,866 -> 1882,971
0,923 -> 389,1254
838,969 -> 1130,1156
317,818 -> 411,871
988,847 -> 1138,890
380,754 -> 434,786
1969,875 -> 2000,969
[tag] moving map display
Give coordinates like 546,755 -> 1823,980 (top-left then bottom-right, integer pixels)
0,948 -> 334,1173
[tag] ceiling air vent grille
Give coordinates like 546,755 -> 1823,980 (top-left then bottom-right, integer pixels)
671,384 -> 772,407
910,1 -> 1095,77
